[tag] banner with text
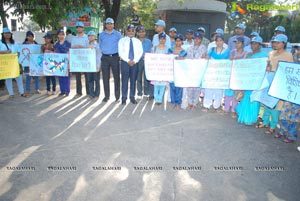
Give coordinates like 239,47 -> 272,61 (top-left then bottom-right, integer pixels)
251,72 -> 279,108
29,54 -> 44,76
18,44 -> 41,67
230,58 -> 267,90
43,53 -> 69,76
174,59 -> 208,87
69,48 -> 96,72
0,54 -> 20,79
201,59 -> 232,89
269,61 -> 300,105
144,53 -> 174,82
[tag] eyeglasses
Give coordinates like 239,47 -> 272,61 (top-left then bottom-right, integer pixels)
127,30 -> 135,32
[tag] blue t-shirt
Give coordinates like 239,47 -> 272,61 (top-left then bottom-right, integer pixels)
142,38 -> 152,58
54,40 -> 71,53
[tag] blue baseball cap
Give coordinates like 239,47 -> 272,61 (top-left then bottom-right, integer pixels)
76,21 -> 84,27
137,27 -> 145,32
158,33 -> 166,39
186,29 -> 194,34
26,31 -> 34,37
215,34 -> 224,41
251,36 -> 263,44
155,20 -> 166,28
250,31 -> 259,37
215,28 -> 224,35
197,27 -> 205,32
87,31 -> 96,36
57,29 -> 65,35
105,18 -> 114,24
275,26 -> 285,33
169,27 -> 177,32
43,33 -> 53,39
194,32 -> 203,39
271,34 -> 288,43
234,36 -> 244,43
2,27 -> 11,33
175,34 -> 184,41
235,23 -> 246,30
127,25 -> 135,30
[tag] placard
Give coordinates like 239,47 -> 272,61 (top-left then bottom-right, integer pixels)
269,61 -> 300,104
144,53 -> 174,81
201,59 -> 232,89
173,59 -> 208,87
69,48 -> 96,72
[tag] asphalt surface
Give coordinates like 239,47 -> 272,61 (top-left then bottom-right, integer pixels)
0,76 -> 300,201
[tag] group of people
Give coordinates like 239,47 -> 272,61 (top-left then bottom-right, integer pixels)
0,19 -> 299,145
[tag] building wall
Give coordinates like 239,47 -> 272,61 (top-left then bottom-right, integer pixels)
163,10 -> 226,39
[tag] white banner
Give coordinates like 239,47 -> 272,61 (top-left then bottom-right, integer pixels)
269,61 -> 300,105
69,48 -> 96,72
144,53 -> 174,82
230,58 -> 267,90
174,59 -> 208,87
201,59 -> 232,89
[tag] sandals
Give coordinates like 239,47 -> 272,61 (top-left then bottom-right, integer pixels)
274,133 -> 283,138
283,138 -> 295,143
255,122 -> 268,129
265,128 -> 275,135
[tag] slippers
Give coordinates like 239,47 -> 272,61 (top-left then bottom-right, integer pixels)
283,138 -> 295,143
274,133 -> 283,138
255,122 -> 268,129
265,128 -> 275,135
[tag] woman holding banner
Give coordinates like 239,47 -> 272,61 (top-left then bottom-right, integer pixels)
262,34 -> 293,135
168,34 -> 187,110
236,36 -> 267,125
41,33 -> 56,95
0,27 -> 27,98
152,33 -> 169,106
186,32 -> 207,109
226,36 -> 247,118
54,30 -> 71,96
203,34 -> 230,112
23,31 -> 40,96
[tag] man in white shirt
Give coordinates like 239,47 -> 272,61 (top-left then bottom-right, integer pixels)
118,25 -> 143,105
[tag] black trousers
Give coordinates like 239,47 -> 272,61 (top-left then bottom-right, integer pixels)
101,55 -> 120,100
75,73 -> 89,95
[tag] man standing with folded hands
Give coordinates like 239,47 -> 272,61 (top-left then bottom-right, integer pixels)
118,25 -> 143,105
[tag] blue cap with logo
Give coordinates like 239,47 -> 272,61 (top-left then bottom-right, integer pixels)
158,32 -> 167,39
250,31 -> 259,37
186,29 -> 194,34
2,27 -> 11,33
275,26 -> 285,33
137,27 -> 145,32
26,31 -> 34,37
234,36 -> 244,43
127,25 -> 135,30
194,32 -> 203,39
251,36 -> 263,44
57,29 -> 65,35
105,18 -> 114,24
87,31 -> 96,36
43,33 -> 53,39
215,34 -> 224,41
215,28 -> 224,35
155,20 -> 166,28
169,27 -> 177,32
197,27 -> 205,33
175,34 -> 184,41
235,23 -> 246,30
271,34 -> 288,43
76,21 -> 84,27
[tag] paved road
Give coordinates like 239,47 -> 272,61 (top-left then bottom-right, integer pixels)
0,77 -> 300,201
